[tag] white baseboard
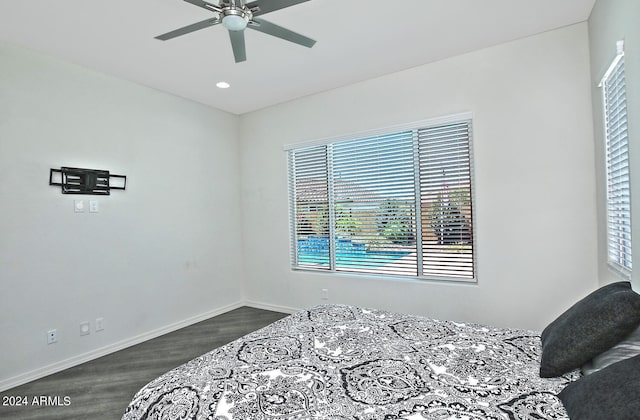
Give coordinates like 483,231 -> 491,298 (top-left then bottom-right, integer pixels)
244,300 -> 301,314
0,300 -> 245,393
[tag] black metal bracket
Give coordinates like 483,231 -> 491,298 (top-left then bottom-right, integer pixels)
49,167 -> 126,195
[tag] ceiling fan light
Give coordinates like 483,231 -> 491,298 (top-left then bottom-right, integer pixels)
222,14 -> 248,31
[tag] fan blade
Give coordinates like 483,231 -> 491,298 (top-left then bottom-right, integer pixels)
183,0 -> 222,13
228,30 -> 247,62
248,18 -> 315,48
247,0 -> 311,17
155,18 -> 220,40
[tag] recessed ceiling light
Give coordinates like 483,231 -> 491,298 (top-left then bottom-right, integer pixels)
216,81 -> 230,89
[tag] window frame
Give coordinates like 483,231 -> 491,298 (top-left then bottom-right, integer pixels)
285,112 -> 477,283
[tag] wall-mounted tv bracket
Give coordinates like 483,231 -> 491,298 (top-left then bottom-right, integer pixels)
49,167 -> 126,195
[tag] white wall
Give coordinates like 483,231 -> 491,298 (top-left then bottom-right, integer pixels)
0,42 -> 244,389
0,18 -> 603,390
588,0 -> 640,290
240,23 -> 597,331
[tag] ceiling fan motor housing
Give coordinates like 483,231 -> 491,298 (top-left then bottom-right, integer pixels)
221,8 -> 252,31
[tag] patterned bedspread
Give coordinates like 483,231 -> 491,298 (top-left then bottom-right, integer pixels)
122,304 -> 579,419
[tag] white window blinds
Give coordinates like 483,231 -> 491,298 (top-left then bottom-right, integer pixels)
332,131 -> 418,275
601,43 -> 632,274
418,122 -> 474,279
288,117 -> 475,281
288,145 -> 330,269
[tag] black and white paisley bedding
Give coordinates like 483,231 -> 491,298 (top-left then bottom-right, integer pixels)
122,304 -> 579,419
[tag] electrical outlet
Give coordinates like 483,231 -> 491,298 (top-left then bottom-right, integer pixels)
47,329 -> 57,344
74,200 -> 85,213
80,321 -> 90,336
95,317 -> 104,332
321,288 -> 329,300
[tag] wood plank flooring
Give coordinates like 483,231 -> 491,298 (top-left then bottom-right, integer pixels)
0,306 -> 288,420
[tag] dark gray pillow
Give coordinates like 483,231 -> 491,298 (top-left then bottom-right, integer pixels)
559,354 -> 640,419
539,281 -> 640,378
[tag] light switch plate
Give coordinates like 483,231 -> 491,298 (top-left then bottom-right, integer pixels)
89,200 -> 99,213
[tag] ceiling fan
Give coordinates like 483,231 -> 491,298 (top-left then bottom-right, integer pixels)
156,0 -> 316,63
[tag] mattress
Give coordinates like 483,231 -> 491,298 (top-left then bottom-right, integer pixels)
122,304 -> 578,419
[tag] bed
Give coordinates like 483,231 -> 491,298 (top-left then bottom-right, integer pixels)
122,304 -> 582,420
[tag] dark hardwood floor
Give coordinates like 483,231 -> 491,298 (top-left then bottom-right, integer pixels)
0,306 -> 288,420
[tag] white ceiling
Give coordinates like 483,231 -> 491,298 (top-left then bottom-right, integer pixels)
0,0 -> 595,115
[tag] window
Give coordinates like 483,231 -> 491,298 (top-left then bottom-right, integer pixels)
601,40 -> 632,275
287,115 -> 475,282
